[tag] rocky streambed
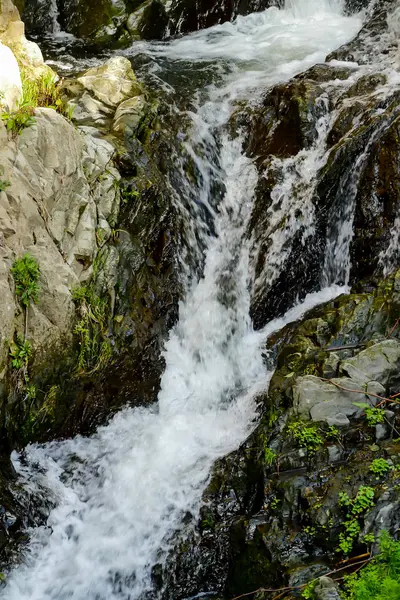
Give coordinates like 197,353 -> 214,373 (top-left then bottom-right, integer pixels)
0,0 -> 399,599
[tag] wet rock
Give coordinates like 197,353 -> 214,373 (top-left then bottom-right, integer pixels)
0,42 -> 21,112
164,270 -> 400,598
314,577 -> 341,600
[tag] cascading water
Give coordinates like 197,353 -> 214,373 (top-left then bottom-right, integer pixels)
1,1 -> 363,599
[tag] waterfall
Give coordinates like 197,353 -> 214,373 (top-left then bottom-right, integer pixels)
1,1 -> 362,599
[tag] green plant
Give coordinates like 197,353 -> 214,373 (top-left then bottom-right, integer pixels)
337,487 -> 375,555
363,533 -> 375,545
353,403 -> 385,426
270,497 -> 281,510
11,254 -> 40,308
287,421 -> 324,454
0,179 -> 10,192
302,579 -> 318,599
21,69 -> 73,120
9,336 -> 32,370
369,459 -> 392,478
327,425 -> 340,440
264,447 -> 277,466
341,531 -> 400,599
1,106 -> 35,135
71,285 -> 111,374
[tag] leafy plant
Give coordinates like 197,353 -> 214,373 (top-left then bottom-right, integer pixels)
338,487 -> 375,555
72,285 -> 112,374
0,179 -> 10,192
287,421 -> 324,454
9,336 -> 32,370
353,403 -> 385,426
302,579 -> 318,599
21,69 -> 73,120
264,447 -> 277,466
11,254 -> 40,307
369,459 -> 392,478
1,106 -> 35,135
341,531 -> 400,599
327,425 -> 340,440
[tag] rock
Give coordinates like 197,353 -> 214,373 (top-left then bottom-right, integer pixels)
77,57 -> 141,108
292,375 -> 380,424
314,577 -> 341,600
112,95 -> 147,136
57,0 -> 128,46
340,340 -> 400,390
63,57 -> 147,133
0,42 -> 21,111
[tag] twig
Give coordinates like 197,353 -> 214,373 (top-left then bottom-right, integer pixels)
325,343 -> 367,352
231,558 -> 373,600
337,552 -> 370,566
319,378 -> 390,403
388,318 -> 400,338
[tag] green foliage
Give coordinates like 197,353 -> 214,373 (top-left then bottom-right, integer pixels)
369,459 -> 392,478
287,421 -> 324,454
9,336 -> 32,370
353,403 -> 385,426
338,487 -> 375,554
341,532 -> 400,599
264,447 -> 277,466
21,69 -> 73,120
327,425 -> 340,440
363,533 -> 375,545
302,579 -> 318,599
0,179 -> 10,192
11,254 -> 40,307
72,285 -> 112,374
1,106 -> 35,135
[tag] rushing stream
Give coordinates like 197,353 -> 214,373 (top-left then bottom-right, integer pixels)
2,1 -> 363,598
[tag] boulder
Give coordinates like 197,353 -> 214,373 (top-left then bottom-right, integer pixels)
0,43 -> 21,111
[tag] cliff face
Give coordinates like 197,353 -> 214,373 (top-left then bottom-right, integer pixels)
20,0 -> 371,47
0,1 -> 185,457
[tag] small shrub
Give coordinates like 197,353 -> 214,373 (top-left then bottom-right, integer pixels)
287,421 -> 324,454
1,106 -> 35,135
353,402 -> 385,426
341,531 -> 400,599
0,179 -> 10,192
11,254 -> 40,307
264,447 -> 277,466
9,336 -> 32,370
21,69 -> 73,120
369,459 -> 392,478
337,486 -> 375,555
72,285 -> 111,374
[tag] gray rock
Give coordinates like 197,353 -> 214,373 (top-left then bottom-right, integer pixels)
340,340 -> 400,389
314,576 -> 341,600
293,375 -> 380,424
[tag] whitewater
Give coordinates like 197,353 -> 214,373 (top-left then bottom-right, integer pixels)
2,1 -> 362,598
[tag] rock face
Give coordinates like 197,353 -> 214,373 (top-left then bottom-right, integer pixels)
161,269 -> 400,599
0,36 -> 184,453
0,42 -> 21,111
20,0 -> 369,45
242,0 -> 400,328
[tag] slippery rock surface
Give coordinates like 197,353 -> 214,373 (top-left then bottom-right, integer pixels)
0,42 -> 21,111
243,0 -> 400,328
21,0 -> 370,45
162,269 -> 400,599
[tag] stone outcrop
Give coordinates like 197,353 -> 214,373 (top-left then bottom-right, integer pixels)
20,0 -> 370,46
161,268 -> 400,599
240,0 -> 400,329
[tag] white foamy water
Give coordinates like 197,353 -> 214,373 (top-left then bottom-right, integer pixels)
2,2 -> 362,599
